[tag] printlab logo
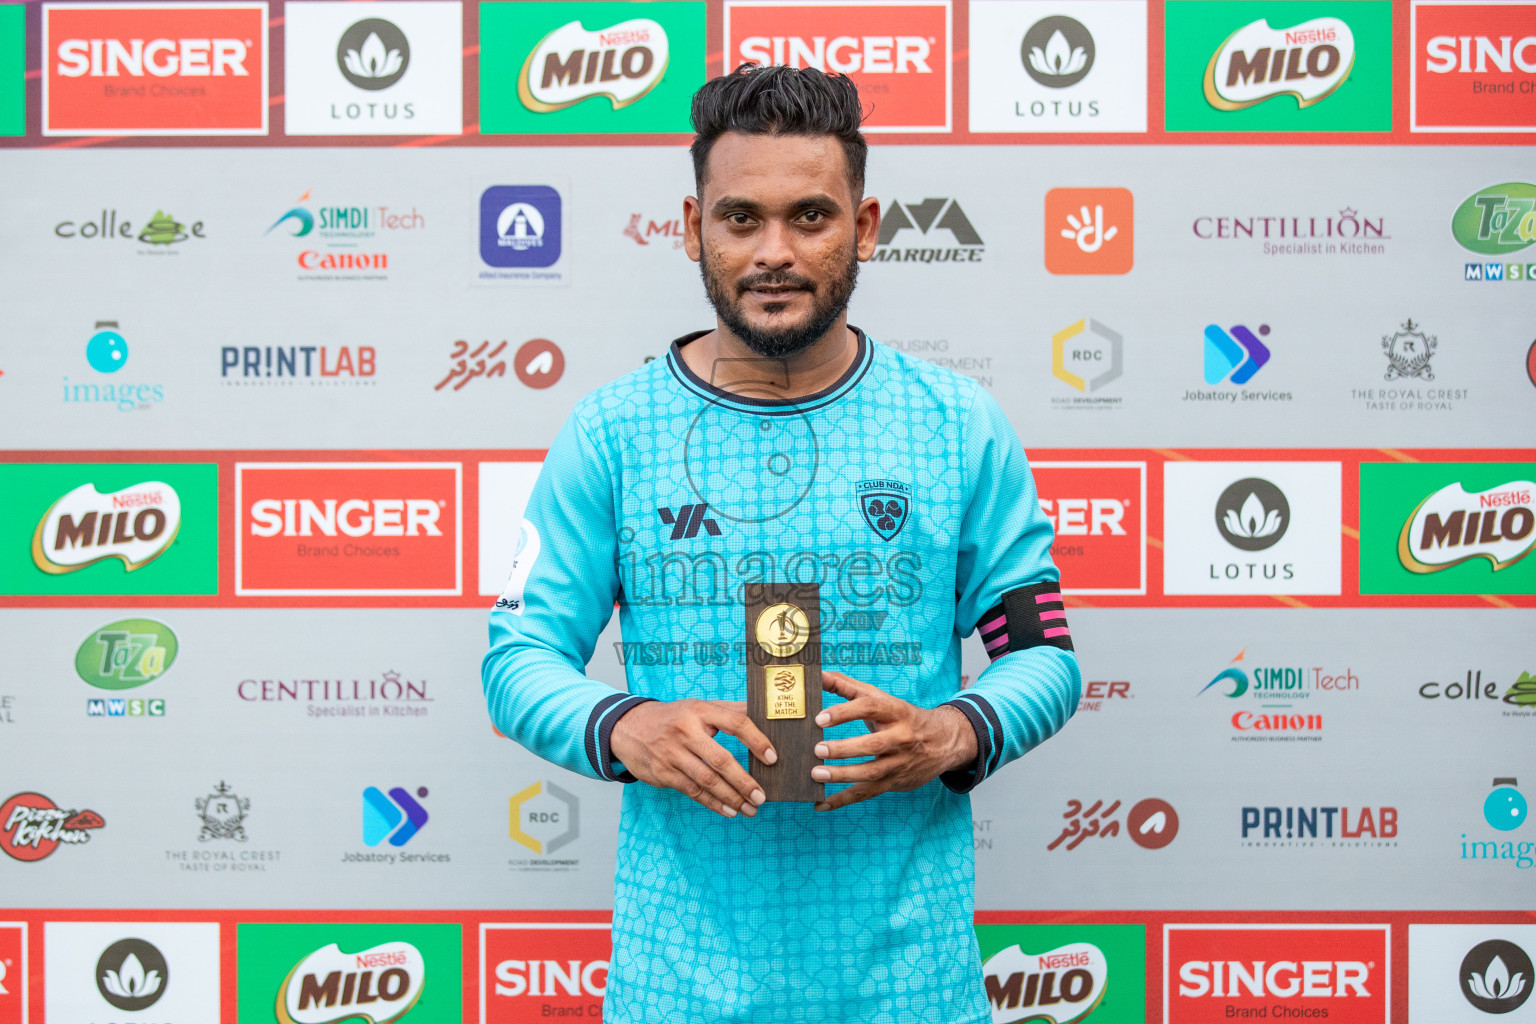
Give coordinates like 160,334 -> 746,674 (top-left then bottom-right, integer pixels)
196,781 -> 249,842
338,18 -> 409,89
1461,939 -> 1533,1013
872,197 -> 984,263
97,938 -> 167,1012
1050,319 -> 1123,406
363,786 -> 429,846
856,480 -> 911,541
75,618 -> 178,690
1413,3 -> 1536,132
0,792 -> 104,861
509,780 -> 579,856
479,185 -> 566,282
1453,182 -> 1536,282
64,320 -> 166,412
1023,16 -> 1094,87
1047,797 -> 1178,850
1215,477 -> 1288,551
1044,187 -> 1133,274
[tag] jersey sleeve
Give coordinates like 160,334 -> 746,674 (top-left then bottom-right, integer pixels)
940,385 -> 1082,793
481,411 -> 653,782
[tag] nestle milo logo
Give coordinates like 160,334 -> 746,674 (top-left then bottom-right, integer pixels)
1452,182 -> 1536,256
75,619 -> 178,690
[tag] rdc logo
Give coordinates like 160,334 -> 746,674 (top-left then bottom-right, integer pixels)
480,186 -> 562,268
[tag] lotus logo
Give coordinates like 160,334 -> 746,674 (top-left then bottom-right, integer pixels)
1203,17 -> 1355,111
518,19 -> 669,113
1399,481 -> 1536,574
337,19 -> 410,91
96,938 -> 168,1012
1460,939 -> 1534,1013
31,481 -> 182,574
1215,479 -> 1289,551
1021,16 -> 1094,88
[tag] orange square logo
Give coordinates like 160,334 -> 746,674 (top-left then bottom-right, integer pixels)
1045,187 -> 1134,275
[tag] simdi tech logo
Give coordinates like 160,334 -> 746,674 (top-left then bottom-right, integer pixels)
1359,462 -> 1536,595
1163,0 -> 1392,132
481,923 -> 609,1024
238,923 -> 460,1024
0,462 -> 218,596
42,3 -> 269,135
975,923 -> 1145,1024
724,1 -> 951,132
1413,2 -> 1536,131
234,462 -> 462,596
1410,924 -> 1536,1021
479,1 -> 705,133
1164,924 -> 1389,1023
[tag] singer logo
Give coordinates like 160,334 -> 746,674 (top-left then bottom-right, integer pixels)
1032,462 -> 1146,595
43,3 -> 269,135
235,462 -> 461,596
277,942 -> 425,1024
724,2 -> 951,131
1165,925 -> 1389,1023
1413,2 -> 1536,131
482,923 -> 610,1024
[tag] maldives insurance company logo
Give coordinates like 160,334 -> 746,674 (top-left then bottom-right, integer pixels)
482,923 -> 610,1023
724,1 -> 950,132
43,3 -> 269,135
1044,188 -> 1133,274
976,924 -> 1146,1024
1413,2 -> 1536,131
235,462 -> 461,597
0,792 -> 105,861
1031,462 -> 1146,594
1452,181 -> 1536,282
480,1 -> 704,133
1165,924 -> 1389,1023
1163,1 -> 1391,131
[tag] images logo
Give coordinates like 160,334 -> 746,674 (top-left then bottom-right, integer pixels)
235,462 -> 461,596
873,197 -> 984,262
1215,477 -> 1288,550
1044,188 -> 1133,274
1032,462 -> 1146,594
1203,16 -> 1354,110
1461,938 -> 1533,1013
32,480 -> 181,574
724,1 -> 950,132
279,941 -> 425,1024
509,781 -> 578,854
1203,323 -> 1271,384
43,3 -> 269,135
0,792 -> 104,861
483,923 -> 610,1023
480,1 -> 704,133
75,618 -> 178,689
363,786 -> 429,847
96,938 -> 167,1012
1413,3 -> 1536,131
1397,479 -> 1536,574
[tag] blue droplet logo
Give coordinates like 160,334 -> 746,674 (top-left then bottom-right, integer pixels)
1484,781 -> 1527,832
86,325 -> 128,374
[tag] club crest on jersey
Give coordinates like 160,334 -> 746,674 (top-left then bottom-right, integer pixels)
857,480 -> 912,542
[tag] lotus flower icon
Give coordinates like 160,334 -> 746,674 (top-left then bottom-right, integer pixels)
1029,30 -> 1089,78
344,32 -> 404,80
1469,955 -> 1526,1002
102,952 -> 161,1000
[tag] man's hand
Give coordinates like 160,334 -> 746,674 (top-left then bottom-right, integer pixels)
810,671 -> 979,812
609,699 -> 776,819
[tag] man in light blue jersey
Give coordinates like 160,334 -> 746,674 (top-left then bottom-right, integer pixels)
483,65 -> 1081,1023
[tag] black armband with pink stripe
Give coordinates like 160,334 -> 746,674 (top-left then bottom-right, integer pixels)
976,582 -> 1074,660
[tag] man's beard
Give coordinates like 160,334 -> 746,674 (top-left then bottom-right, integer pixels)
701,245 -> 860,359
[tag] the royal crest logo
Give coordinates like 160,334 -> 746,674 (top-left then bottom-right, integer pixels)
857,480 -> 912,541
1382,318 -> 1438,381
1399,480 -> 1536,574
196,781 -> 250,842
0,792 -> 105,862
277,941 -> 426,1024
1203,16 -> 1355,111
31,480 -> 182,574
517,19 -> 669,112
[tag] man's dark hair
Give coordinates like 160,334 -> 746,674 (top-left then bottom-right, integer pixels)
690,64 -> 867,200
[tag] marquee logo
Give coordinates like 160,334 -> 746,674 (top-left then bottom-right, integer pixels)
1165,925 -> 1388,1023
43,2 -> 268,135
1413,3 -> 1536,131
0,792 -> 105,862
1032,462 -> 1145,594
277,942 -> 425,1024
981,942 -> 1106,1024
724,1 -> 950,131
235,462 -> 461,596
1203,16 -> 1354,110
518,18 -> 668,112
483,923 -> 610,1023
32,481 -> 181,575
1398,479 -> 1536,574
75,618 -> 178,689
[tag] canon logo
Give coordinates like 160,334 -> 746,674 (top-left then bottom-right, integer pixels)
249,499 -> 442,538
494,959 -> 608,998
1039,497 -> 1127,536
55,37 -> 250,77
1426,34 -> 1536,73
738,35 -> 932,73
1178,960 -> 1370,998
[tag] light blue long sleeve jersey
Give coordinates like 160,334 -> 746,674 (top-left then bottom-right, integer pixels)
482,329 -> 1081,1024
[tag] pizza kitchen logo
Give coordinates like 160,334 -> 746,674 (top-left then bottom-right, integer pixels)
31,480 -> 181,575
0,791 -> 106,862
277,941 -> 425,1024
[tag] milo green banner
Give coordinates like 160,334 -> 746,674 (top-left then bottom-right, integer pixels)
479,1 -> 705,134
974,923 -> 1145,1024
1360,462 -> 1536,594
0,463 -> 218,596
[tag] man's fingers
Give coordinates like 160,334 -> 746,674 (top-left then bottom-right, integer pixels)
815,782 -> 880,813
705,704 -> 778,766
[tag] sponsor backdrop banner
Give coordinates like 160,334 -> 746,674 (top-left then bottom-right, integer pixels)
0,1 -> 1532,1022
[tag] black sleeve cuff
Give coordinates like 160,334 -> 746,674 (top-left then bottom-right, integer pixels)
586,693 -> 656,782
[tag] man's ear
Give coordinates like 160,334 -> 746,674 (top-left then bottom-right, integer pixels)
683,194 -> 703,263
855,196 -> 882,261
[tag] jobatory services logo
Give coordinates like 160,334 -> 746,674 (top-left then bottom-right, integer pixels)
873,196 -> 984,262
482,923 -> 610,1023
1409,925 -> 1536,1020
1047,797 -> 1179,851
363,786 -> 429,847
1049,319 -> 1124,409
1044,188 -> 1133,274
975,924 -> 1145,1024
1413,2 -> 1536,131
478,185 -> 569,284
1360,462 -> 1536,595
509,780 -> 580,863
1458,777 -> 1533,871
724,1 -> 950,131
479,1 -> 704,133
1453,182 -> 1536,282
0,922 -> 24,1024
283,2 -> 464,135
0,792 -> 104,861
1165,925 -> 1389,1023
265,189 -> 424,281
44,922 -> 220,1024
239,924 -> 459,1024
42,3 -> 268,135
969,0 -> 1147,133
1032,462 -> 1146,594
1163,1 -> 1392,131
65,320 -> 166,412
1163,462 -> 1342,595
222,343 -> 377,387
235,462 -> 462,596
